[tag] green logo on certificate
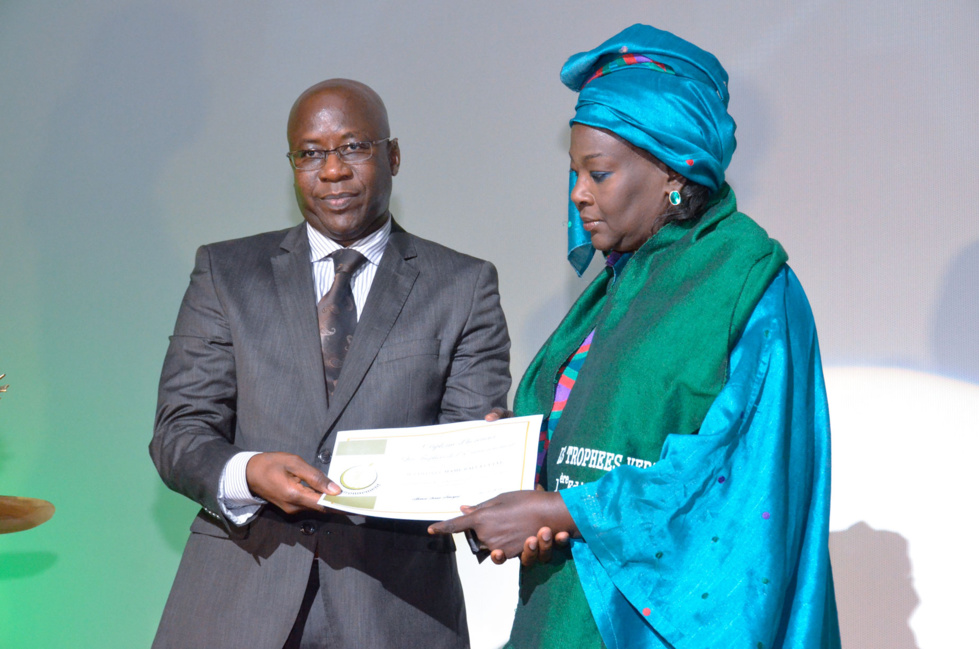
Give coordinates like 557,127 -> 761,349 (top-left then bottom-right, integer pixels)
340,465 -> 378,491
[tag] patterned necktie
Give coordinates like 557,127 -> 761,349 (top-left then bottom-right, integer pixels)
317,248 -> 367,400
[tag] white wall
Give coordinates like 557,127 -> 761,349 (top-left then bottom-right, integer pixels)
1,2 -> 976,647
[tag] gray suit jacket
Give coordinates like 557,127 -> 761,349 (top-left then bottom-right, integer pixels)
150,221 -> 511,648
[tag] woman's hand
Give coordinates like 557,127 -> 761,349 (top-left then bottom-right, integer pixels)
428,490 -> 579,565
519,484 -> 571,566
520,527 -> 571,567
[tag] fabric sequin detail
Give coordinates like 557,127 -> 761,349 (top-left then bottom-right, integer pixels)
585,54 -> 676,85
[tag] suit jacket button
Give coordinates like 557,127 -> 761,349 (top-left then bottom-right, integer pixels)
317,449 -> 332,464
300,522 -> 316,536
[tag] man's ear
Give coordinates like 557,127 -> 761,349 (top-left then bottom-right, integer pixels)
388,138 -> 401,176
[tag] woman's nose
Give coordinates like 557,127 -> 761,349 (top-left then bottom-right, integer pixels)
570,176 -> 591,208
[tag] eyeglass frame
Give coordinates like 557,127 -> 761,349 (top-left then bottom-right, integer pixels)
286,137 -> 396,170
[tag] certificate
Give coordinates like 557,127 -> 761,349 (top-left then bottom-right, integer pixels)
317,415 -> 543,521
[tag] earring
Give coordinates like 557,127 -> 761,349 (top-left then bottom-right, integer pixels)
669,190 -> 682,206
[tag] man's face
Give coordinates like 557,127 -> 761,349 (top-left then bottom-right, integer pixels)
288,87 -> 400,245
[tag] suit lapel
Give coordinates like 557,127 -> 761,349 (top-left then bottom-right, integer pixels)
270,225 -> 329,424
322,225 -> 418,435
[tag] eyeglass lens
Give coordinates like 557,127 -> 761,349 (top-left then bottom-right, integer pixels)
289,140 -> 385,170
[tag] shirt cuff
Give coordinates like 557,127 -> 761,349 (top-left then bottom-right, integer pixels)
217,451 -> 266,526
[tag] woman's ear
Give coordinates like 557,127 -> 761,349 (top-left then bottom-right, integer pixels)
666,169 -> 685,192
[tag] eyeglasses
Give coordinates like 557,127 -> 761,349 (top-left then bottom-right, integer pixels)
286,138 -> 394,170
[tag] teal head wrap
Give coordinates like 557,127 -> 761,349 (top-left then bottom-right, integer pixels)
563,24 -> 737,275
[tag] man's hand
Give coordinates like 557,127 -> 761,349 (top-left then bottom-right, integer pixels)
245,452 -> 341,515
483,407 -> 514,422
427,490 -> 578,565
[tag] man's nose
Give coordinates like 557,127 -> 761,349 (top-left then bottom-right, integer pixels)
317,152 -> 353,181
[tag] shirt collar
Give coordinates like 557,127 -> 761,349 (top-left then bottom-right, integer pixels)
306,215 -> 392,267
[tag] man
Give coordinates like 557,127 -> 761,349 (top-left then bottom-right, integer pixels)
150,79 -> 510,648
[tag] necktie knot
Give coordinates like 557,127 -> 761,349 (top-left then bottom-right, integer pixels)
330,248 -> 367,277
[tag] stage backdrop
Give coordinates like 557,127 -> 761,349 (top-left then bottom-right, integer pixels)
1,2 -> 976,648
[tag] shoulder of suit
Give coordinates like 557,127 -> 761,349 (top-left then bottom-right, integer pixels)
392,230 -> 494,271
199,224 -> 301,256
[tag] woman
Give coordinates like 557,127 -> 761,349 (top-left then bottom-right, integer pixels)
431,24 -> 841,649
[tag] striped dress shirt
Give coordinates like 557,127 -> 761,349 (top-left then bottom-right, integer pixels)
217,218 -> 393,524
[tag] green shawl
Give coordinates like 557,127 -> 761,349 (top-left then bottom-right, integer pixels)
509,185 -> 787,648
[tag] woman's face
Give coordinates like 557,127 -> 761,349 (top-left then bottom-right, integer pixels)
569,124 -> 682,253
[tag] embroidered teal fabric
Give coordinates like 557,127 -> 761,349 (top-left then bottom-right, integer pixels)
509,268 -> 840,648
565,268 -> 841,648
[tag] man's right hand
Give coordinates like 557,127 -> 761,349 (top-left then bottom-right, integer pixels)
245,452 -> 341,515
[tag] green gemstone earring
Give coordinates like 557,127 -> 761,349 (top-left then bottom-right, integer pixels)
669,190 -> 682,206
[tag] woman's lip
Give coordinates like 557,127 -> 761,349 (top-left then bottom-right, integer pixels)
581,219 -> 600,231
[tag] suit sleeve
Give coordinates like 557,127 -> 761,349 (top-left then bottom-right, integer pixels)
150,245 -> 242,518
438,259 -> 511,423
